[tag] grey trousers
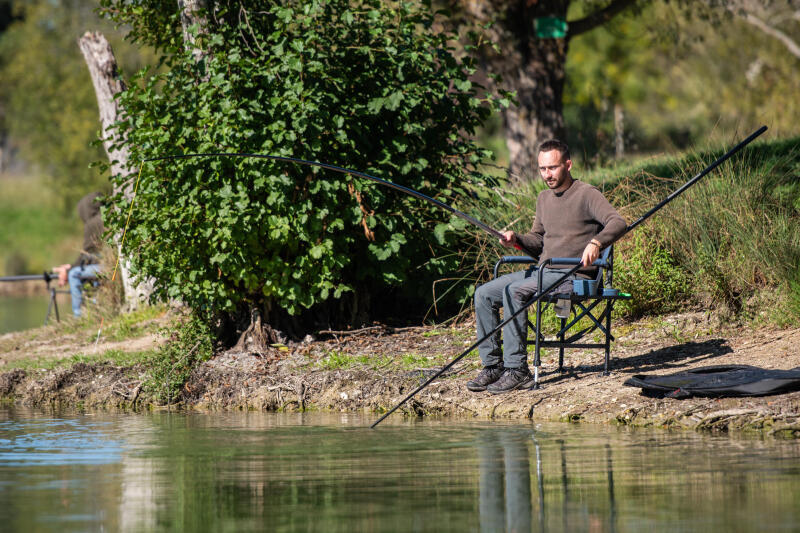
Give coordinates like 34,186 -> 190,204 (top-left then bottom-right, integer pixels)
474,267 -> 575,368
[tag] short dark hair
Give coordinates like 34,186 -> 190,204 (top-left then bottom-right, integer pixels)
538,139 -> 570,161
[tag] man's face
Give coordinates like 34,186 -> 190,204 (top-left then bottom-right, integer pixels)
538,149 -> 572,191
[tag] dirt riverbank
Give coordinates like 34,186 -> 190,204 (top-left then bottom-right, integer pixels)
1,310 -> 799,437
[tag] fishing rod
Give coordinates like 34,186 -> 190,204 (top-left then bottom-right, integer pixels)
369,125 -> 768,428
0,272 -> 55,283
142,152 -> 538,256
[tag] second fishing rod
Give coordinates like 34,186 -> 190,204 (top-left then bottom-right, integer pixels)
370,125 -> 768,429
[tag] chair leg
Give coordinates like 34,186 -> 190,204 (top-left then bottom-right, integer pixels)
558,317 -> 566,372
603,301 -> 612,375
533,299 -> 543,389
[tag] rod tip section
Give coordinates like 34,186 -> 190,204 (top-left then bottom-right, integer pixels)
750,125 -> 768,139
370,411 -> 391,428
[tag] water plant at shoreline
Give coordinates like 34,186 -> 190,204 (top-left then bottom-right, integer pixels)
144,313 -> 214,405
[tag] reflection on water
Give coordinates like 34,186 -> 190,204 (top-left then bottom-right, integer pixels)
0,417 -> 122,466
0,293 -> 70,334
477,429 -> 620,533
0,408 -> 799,532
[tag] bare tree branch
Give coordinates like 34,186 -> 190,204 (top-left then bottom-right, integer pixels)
568,0 -> 638,38
742,12 -> 800,59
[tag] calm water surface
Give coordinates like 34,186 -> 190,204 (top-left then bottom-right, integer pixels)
0,408 -> 799,532
0,293 -> 69,334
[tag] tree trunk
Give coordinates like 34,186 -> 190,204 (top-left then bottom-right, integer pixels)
461,0 -> 569,183
232,308 -> 286,354
501,30 -> 568,182
178,0 -> 210,66
456,0 -> 636,182
78,31 -> 153,309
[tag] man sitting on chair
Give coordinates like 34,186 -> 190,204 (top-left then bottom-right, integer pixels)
52,192 -> 105,317
467,140 -> 627,394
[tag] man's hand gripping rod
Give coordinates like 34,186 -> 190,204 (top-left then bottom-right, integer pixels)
370,125 -> 768,428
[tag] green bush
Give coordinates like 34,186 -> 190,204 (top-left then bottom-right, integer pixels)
101,1 -> 505,331
613,230 -> 688,317
145,313 -> 214,405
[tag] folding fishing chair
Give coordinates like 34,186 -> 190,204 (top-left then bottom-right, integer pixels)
493,246 -> 631,387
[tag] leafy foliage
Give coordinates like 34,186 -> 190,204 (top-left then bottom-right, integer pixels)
613,230 -> 688,317
564,1 -> 800,162
102,1 -> 503,328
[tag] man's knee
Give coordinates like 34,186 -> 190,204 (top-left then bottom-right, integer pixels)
67,267 -> 82,285
475,279 -> 504,308
474,282 -> 489,304
505,281 -> 537,307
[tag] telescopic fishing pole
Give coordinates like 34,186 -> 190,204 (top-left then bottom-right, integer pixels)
369,125 -> 768,429
142,152 -> 538,257
0,273 -> 55,283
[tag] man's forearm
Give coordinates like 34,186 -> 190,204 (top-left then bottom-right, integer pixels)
515,232 -> 543,256
593,215 -> 627,247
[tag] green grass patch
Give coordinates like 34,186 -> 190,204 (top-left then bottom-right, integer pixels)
398,352 -> 438,369
5,348 -> 155,372
0,304 -> 167,357
87,305 -> 167,343
315,349 -> 447,371
317,350 -> 392,370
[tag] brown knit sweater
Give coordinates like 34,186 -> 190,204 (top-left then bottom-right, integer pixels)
516,180 -> 626,275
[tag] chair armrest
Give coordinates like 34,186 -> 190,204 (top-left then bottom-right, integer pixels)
493,256 -> 537,278
548,257 -> 609,268
498,256 -> 537,264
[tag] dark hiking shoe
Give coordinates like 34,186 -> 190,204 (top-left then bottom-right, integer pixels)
486,365 -> 534,394
466,364 -> 505,392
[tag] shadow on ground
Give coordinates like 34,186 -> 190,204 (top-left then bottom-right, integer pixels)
543,339 -> 734,385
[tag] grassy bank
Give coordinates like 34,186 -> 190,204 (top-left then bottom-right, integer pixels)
1,305 -> 799,438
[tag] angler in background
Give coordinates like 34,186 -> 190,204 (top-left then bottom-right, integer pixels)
52,192 -> 105,317
468,140 -> 627,394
